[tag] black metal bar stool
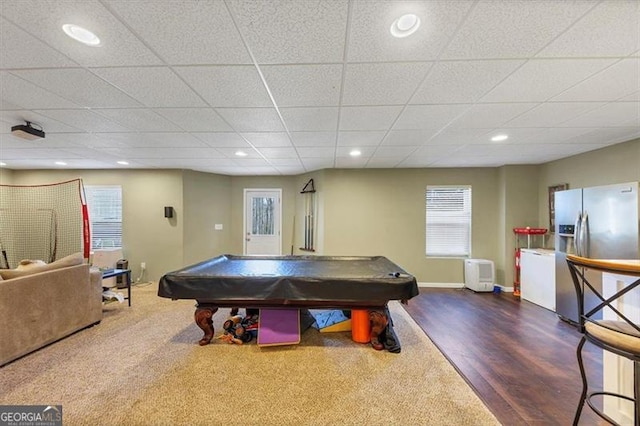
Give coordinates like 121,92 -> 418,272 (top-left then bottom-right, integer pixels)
566,254 -> 640,426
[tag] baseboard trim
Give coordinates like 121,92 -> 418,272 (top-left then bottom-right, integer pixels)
418,283 -> 514,293
418,282 -> 464,288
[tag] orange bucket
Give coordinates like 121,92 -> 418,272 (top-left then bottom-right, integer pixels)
351,309 -> 371,343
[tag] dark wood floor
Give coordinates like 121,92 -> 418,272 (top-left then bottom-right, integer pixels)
402,288 -> 605,425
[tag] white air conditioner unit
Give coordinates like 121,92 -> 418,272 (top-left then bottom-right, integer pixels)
464,259 -> 495,292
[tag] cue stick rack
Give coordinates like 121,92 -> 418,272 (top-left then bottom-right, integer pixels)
300,179 -> 316,252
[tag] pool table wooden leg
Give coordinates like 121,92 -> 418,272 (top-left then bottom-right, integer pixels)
194,306 -> 219,346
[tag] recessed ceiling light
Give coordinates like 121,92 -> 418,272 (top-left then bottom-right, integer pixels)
55,161 -> 67,166
390,14 -> 421,38
117,161 -> 129,165
235,151 -> 248,157
62,24 -> 101,46
350,149 -> 362,157
491,134 -> 509,142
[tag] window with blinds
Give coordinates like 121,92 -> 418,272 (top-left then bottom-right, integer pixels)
85,185 -> 122,250
425,186 -> 471,257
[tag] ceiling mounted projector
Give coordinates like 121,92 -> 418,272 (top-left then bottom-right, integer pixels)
11,121 -> 45,140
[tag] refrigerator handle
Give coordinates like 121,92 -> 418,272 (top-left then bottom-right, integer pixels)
580,212 -> 589,257
574,212 -> 582,256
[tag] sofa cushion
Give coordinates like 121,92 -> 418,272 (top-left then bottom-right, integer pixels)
0,252 -> 84,280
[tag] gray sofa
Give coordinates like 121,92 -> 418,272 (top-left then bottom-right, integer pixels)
0,253 -> 103,366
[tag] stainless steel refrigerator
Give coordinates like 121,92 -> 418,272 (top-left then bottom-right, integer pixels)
555,181 -> 639,325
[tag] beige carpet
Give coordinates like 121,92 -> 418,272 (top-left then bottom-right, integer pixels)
0,282 -> 499,425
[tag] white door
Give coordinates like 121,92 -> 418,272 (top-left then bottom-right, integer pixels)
244,189 -> 281,255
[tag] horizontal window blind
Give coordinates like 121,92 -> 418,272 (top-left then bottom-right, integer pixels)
426,186 -> 471,257
85,185 -> 122,250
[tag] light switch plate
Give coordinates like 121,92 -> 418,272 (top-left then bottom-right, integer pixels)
215,224 -> 223,230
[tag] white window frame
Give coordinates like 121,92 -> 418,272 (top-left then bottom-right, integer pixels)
84,185 -> 123,250
425,185 -> 472,258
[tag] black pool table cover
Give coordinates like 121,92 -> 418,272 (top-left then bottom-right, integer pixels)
158,254 -> 419,306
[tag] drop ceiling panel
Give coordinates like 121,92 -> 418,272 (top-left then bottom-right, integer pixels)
216,108 -> 285,132
551,58 -> 640,102
227,0 -> 348,64
483,128 -> 547,145
240,132 -> 292,148
393,104 -> 469,130
255,147 -> 299,159
99,147 -> 225,159
373,146 -> 417,157
340,106 -> 403,131
1,72 -> 81,110
92,67 -> 206,108
448,103 -> 537,129
520,127 -> 595,144
91,132 -> 209,149
290,132 -> 336,147
480,59 -> 616,102
559,102 -> 640,128
140,158 -> 239,168
269,158 -> 303,167
194,132 -> 252,148
96,109 -> 183,132
335,156 -> 370,168
280,107 -> 339,132
336,146 -> 376,157
441,0 -> 595,59
1,0 -> 163,67
297,147 -> 336,158
0,1 -> 638,174
537,0 -> 640,57
175,66 -> 272,108
34,109 -> 129,133
382,129 -> 440,146
153,108 -> 232,132
102,0 -> 250,65
0,18 -> 78,68
348,0 -> 475,62
11,69 -> 141,108
0,132 -> 85,149
503,102 -> 605,128
262,65 -> 343,107
233,158 -> 271,167
0,148 -> 83,160
216,147 -> 261,159
568,127 -> 640,146
342,62 -> 432,106
410,60 -> 524,104
337,131 -> 386,146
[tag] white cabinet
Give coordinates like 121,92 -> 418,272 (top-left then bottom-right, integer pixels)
520,249 -> 556,311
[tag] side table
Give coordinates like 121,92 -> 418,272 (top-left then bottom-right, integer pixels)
102,269 -> 132,306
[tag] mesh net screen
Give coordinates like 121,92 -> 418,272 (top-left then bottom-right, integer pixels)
0,179 -> 87,268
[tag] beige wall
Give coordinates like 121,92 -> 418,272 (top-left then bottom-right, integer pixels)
182,170 -> 232,265
0,168 -> 13,184
319,168 -> 501,283
10,169 -> 184,281
6,137 -> 637,285
498,165 -> 541,288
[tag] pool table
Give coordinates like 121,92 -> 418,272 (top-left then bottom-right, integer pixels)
158,254 -> 419,350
